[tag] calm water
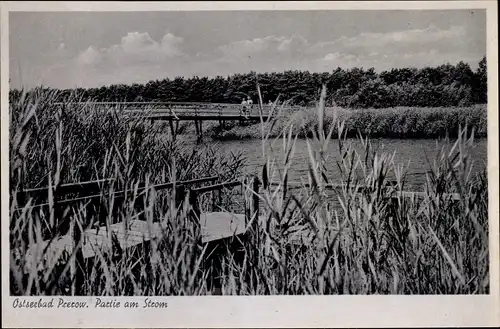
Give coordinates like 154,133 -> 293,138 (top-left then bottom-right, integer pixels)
208,138 -> 488,188
179,137 -> 487,213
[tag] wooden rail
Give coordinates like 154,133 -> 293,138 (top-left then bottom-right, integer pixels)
192,180 -> 243,194
117,106 -> 275,120
20,178 -> 115,196
14,176 -> 220,210
54,101 -> 303,109
51,101 -> 303,122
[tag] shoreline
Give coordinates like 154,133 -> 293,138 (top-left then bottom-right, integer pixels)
166,104 -> 487,141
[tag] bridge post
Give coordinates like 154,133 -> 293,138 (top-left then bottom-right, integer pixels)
168,120 -> 177,142
194,120 -> 199,140
194,120 -> 203,144
175,185 -> 186,210
199,120 -> 203,143
212,188 -> 222,212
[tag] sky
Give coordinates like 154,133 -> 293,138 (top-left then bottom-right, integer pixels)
9,10 -> 486,89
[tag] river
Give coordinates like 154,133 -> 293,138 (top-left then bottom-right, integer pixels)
209,137 -> 488,188
179,136 -> 487,214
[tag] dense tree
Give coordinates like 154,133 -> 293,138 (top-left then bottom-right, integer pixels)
473,55 -> 487,104
10,57 -> 488,108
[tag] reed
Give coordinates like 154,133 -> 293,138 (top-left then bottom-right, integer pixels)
212,85 -> 489,294
213,104 -> 487,140
9,87 -> 488,295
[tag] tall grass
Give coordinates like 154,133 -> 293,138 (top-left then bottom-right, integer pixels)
213,104 -> 487,140
9,89 -> 244,295
210,86 -> 488,294
9,87 -> 488,295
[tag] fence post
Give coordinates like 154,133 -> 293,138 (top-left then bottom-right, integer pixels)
188,188 -> 201,234
189,188 -> 199,216
212,188 -> 222,212
218,187 -> 222,210
175,185 -> 186,210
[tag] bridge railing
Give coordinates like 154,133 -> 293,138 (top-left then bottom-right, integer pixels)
53,101 -> 303,114
13,175 -> 222,243
54,101 -> 297,107
14,175 -> 221,212
137,106 -> 276,119
75,105 -> 276,118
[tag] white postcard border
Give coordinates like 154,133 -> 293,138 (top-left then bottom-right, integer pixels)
1,1 -> 498,328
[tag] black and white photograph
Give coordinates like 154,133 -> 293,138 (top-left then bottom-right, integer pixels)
3,0 -> 496,307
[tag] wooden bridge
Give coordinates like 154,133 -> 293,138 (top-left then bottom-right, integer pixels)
54,102 -> 303,119
53,101 -> 303,143
12,173 -> 460,295
13,174 -> 263,295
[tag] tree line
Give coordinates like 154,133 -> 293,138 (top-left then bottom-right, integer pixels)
10,56 -> 487,108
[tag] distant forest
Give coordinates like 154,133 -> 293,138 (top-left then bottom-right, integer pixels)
10,56 -> 487,108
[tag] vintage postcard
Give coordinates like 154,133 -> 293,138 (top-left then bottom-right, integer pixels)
1,1 -> 499,328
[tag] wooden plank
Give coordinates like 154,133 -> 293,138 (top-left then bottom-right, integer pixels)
20,211 -> 250,272
200,212 -> 247,243
81,220 -> 162,258
19,235 -> 74,274
21,220 -> 163,272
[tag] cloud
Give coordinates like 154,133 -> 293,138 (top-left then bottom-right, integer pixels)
343,25 -> 466,50
76,31 -> 184,67
77,46 -> 102,65
323,52 -> 342,61
218,34 -> 309,59
309,25 -> 470,58
207,25 -> 478,74
35,25 -> 483,88
213,25 -> 469,63
44,31 -> 187,87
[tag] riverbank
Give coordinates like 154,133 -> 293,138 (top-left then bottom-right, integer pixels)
172,104 -> 487,140
10,89 -> 489,295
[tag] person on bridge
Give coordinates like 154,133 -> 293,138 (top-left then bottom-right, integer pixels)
245,97 -> 253,116
241,98 -> 250,118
